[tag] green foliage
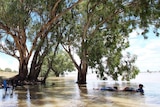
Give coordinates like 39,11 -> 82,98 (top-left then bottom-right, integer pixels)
0,0 -> 30,28
0,0 -> 159,82
53,52 -> 75,73
0,0 -> 71,52
41,51 -> 75,77
60,0 -> 159,81
0,68 -> 3,72
106,52 -> 140,81
4,68 -> 12,72
0,0 -> 80,81
12,70 -> 18,72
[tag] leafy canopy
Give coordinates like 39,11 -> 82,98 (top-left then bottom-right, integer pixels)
60,0 -> 160,80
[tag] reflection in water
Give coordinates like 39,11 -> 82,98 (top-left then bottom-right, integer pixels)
0,73 -> 160,107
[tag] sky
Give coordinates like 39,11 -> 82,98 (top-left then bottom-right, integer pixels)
0,29 -> 160,72
0,52 -> 19,71
125,29 -> 160,72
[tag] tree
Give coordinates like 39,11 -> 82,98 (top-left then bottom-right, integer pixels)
4,68 -> 12,72
60,0 -> 160,84
41,51 -> 75,83
0,68 -> 2,71
0,0 -> 83,82
47,51 -> 75,77
0,0 -> 159,84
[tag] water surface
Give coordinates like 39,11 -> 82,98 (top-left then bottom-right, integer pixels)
0,72 -> 159,107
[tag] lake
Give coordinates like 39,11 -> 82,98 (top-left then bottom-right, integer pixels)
0,72 -> 160,107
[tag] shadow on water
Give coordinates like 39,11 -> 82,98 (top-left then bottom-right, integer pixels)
0,74 -> 160,107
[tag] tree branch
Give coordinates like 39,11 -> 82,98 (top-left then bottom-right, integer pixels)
29,0 -> 83,60
0,22 -> 25,60
61,44 -> 80,70
51,0 -> 61,17
0,47 -> 19,59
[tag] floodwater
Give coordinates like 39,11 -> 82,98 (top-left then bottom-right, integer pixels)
0,72 -> 160,107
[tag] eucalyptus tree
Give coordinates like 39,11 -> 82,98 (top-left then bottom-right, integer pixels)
46,51 -> 75,77
60,0 -> 160,84
40,50 -> 75,83
0,0 -> 83,81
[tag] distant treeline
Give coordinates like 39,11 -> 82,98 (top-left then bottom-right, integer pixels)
143,70 -> 160,73
0,68 -> 17,72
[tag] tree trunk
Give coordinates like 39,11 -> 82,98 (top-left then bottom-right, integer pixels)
28,52 -> 43,81
63,40 -> 88,84
77,70 -> 87,84
27,50 -> 39,81
28,63 -> 42,81
54,70 -> 60,77
76,61 -> 88,84
18,59 -> 28,81
34,63 -> 42,80
42,68 -> 51,84
28,37 -> 46,81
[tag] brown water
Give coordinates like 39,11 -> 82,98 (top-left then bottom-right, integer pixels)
0,73 -> 159,107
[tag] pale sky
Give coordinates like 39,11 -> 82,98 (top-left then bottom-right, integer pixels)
0,52 -> 19,71
126,29 -> 160,72
0,30 -> 160,72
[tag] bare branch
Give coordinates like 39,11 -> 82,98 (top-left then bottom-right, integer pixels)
0,47 -> 19,60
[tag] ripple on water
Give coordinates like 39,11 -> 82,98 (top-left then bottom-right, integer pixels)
0,73 -> 160,107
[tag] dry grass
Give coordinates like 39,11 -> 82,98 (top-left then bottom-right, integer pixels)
0,71 -> 18,79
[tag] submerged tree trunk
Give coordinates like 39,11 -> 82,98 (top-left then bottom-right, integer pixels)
76,60 -> 88,84
42,68 -> 50,84
77,69 -> 87,84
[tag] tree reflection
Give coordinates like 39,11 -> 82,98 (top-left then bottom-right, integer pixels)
78,84 -> 88,94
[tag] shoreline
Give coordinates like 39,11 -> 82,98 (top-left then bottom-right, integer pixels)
0,71 -> 17,78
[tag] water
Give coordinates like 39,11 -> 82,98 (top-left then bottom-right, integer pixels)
0,72 -> 160,107
131,72 -> 160,105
